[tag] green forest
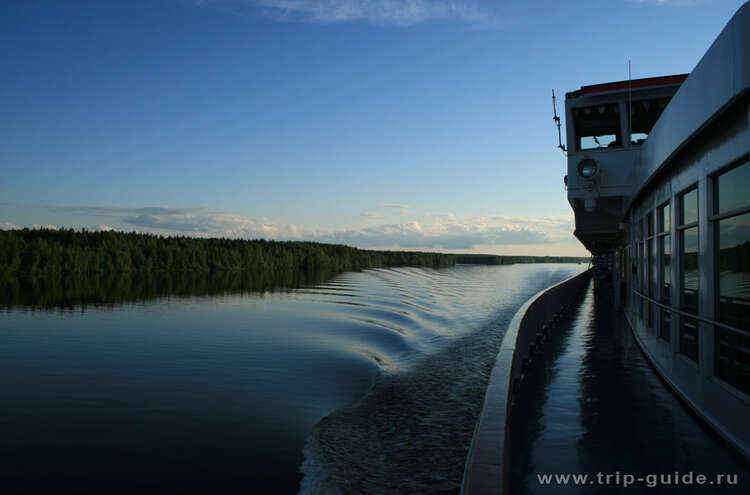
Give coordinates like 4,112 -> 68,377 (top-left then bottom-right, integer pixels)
0,228 -> 588,308
0,228 -> 455,277
1,228 -> 587,278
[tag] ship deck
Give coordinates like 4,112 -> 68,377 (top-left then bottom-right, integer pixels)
508,280 -> 750,493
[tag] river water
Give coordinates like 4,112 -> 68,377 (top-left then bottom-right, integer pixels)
0,263 -> 585,493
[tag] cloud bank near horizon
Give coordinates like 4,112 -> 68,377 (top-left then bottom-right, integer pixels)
15,204 -> 584,253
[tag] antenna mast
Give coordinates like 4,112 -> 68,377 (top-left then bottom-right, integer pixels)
628,60 -> 633,145
552,89 -> 566,153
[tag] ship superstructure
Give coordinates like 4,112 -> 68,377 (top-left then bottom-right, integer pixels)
461,5 -> 750,493
565,1 -> 750,459
565,74 -> 686,254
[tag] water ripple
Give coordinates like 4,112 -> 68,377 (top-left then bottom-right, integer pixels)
299,264 -> 586,494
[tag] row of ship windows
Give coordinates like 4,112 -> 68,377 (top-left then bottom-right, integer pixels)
623,159 -> 750,397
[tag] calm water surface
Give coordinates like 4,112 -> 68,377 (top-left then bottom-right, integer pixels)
1,264 -> 585,493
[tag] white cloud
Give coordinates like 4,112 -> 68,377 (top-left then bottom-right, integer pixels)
318,214 -> 575,250
122,209 -> 300,239
0,222 -> 58,230
425,212 -> 456,221
56,206 -> 301,239
252,0 -> 498,27
490,214 -> 575,230
380,202 -> 409,210
379,203 -> 411,216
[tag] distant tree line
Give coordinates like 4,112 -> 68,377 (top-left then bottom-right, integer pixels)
0,228 -> 589,309
0,228 -> 454,279
455,253 -> 589,265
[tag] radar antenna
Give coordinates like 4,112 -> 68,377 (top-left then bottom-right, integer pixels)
552,89 -> 566,153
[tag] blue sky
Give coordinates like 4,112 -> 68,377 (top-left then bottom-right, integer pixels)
1,0 -> 745,255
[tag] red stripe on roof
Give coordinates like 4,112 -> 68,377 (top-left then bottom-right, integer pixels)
567,74 -> 689,98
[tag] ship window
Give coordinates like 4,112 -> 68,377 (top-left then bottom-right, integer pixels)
678,186 -> 699,362
658,202 -> 671,342
646,211 -> 655,330
659,203 -> 670,233
648,237 -> 655,329
639,242 -> 645,320
681,188 -> 698,225
629,97 -> 672,145
680,226 -> 699,312
716,212 -> 750,327
573,103 -> 621,151
713,161 -> 750,395
661,235 -> 671,303
716,160 -> 750,215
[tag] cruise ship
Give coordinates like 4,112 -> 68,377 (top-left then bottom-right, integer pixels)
462,2 -> 750,493
566,3 -> 750,458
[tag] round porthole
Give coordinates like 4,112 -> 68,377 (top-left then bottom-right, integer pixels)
578,158 -> 598,179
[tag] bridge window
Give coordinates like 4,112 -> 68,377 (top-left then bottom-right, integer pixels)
629,97 -> 672,145
573,103 -> 621,151
678,186 -> 699,362
713,161 -> 750,395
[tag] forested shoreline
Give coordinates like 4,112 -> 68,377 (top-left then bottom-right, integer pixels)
454,253 -> 588,265
0,228 -> 588,308
0,228 -> 455,277
1,229 -> 588,278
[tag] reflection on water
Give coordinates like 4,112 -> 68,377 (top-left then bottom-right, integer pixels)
511,284 -> 749,494
0,264 -> 585,493
0,268 -> 337,310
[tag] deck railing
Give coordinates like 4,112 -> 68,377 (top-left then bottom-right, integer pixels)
460,268 -> 592,495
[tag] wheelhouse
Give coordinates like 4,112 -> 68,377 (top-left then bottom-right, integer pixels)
565,75 -> 687,255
